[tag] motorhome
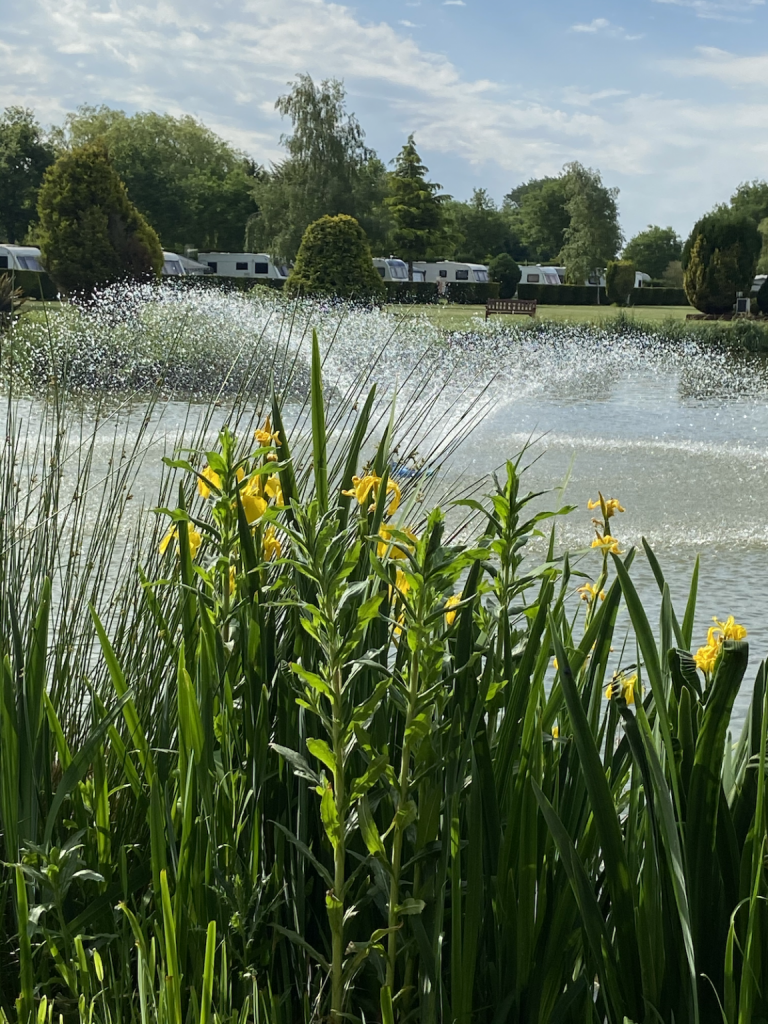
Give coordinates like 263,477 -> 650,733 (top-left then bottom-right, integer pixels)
197,252 -> 289,280
411,261 -> 489,284
0,244 -> 45,272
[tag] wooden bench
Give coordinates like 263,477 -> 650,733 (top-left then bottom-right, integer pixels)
485,298 -> 537,319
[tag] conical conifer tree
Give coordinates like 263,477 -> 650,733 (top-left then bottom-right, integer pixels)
385,136 -> 444,279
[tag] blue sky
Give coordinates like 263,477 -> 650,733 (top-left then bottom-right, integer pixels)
3,0 -> 767,241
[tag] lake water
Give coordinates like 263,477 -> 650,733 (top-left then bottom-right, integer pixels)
8,287 -> 768,724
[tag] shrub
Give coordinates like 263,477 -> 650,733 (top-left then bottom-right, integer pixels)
284,213 -> 384,299
383,280 -> 438,303
444,280 -> 500,304
629,287 -> 690,306
488,253 -> 521,298
682,211 -> 761,314
605,259 -> 636,305
0,272 -> 23,329
37,142 -> 163,295
756,275 -> 768,315
518,282 -> 607,304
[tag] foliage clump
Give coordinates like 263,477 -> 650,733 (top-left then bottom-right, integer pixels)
756,274 -> 768,315
682,210 -> 761,314
0,107 -> 56,244
605,260 -> 636,305
488,252 -> 521,297
559,162 -> 622,284
623,225 -> 682,280
385,135 -> 445,277
37,142 -> 163,295
284,213 -> 384,299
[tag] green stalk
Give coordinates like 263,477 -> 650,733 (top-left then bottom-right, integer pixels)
328,597 -> 346,1023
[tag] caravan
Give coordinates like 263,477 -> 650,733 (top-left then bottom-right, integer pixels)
373,258 -> 409,281
412,261 -> 489,284
197,252 -> 289,280
0,245 -> 45,272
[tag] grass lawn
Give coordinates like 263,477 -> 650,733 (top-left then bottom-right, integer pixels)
386,303 -> 696,330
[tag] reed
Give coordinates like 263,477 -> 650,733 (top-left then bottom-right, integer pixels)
0,323 -> 766,1024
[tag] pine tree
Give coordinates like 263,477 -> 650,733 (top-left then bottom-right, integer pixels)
385,136 -> 444,280
284,214 -> 384,299
37,142 -> 163,295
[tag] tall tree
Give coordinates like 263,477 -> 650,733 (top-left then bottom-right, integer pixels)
0,107 -> 56,243
248,76 -> 388,260
682,209 -> 761,314
730,180 -> 768,225
446,188 -> 526,263
63,106 -> 259,251
558,162 -> 622,285
505,176 -> 569,263
385,135 -> 445,279
37,142 -> 163,295
623,225 -> 682,280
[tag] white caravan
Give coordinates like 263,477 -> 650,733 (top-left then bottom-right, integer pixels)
411,261 -> 489,284
197,252 -> 289,280
373,257 -> 409,281
518,265 -> 565,286
0,245 -> 45,272
162,251 -> 185,276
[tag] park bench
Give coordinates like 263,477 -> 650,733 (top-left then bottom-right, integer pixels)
485,298 -> 537,320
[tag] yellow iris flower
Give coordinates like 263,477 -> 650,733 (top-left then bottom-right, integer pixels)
377,524 -> 418,559
198,465 -> 244,499
694,643 -> 719,674
577,582 -> 606,602
552,725 -> 559,739
343,474 -> 401,516
605,672 -> 637,705
263,525 -> 281,561
159,523 -> 202,559
254,416 -> 280,447
445,594 -> 462,626
694,615 -> 747,674
587,494 -> 625,519
242,493 -> 268,524
592,534 -> 622,554
264,474 -> 283,505
713,615 -> 747,642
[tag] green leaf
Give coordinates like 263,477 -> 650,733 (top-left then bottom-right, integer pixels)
311,329 -> 328,513
307,737 -> 336,775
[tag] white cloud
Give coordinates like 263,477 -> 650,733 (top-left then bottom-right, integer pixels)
398,19 -> 421,26
666,46 -> 768,84
561,87 -> 630,107
570,18 -> 643,39
653,0 -> 765,21
444,2 -> 466,6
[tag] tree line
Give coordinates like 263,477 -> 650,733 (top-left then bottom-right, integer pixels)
2,74 -> 768,296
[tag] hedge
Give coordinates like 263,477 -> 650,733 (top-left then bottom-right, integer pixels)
383,281 -> 439,304
444,281 -> 499,304
629,287 -> 689,306
11,270 -> 59,301
518,283 -> 608,305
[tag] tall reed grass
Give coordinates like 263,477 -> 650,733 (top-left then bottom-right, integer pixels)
0,319 -> 766,1024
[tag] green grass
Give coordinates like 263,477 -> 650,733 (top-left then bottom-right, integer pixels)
387,302 -> 696,329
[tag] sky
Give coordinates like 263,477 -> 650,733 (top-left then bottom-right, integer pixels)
3,0 -> 768,241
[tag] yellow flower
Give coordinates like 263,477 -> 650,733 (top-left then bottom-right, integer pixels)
577,582 -> 605,602
552,725 -> 559,739
377,524 -> 418,559
592,533 -> 622,555
263,525 -> 281,561
343,474 -> 401,516
694,643 -> 719,674
605,672 -> 637,705
587,493 -> 625,519
229,564 -> 236,595
713,615 -> 747,642
198,464 -> 221,499
242,493 -> 268,524
254,416 -> 280,447
159,523 -> 202,559
394,568 -> 410,597
552,657 -> 559,671
445,594 -> 462,626
264,474 -> 283,505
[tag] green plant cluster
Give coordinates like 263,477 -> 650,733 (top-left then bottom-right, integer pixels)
488,253 -> 522,298
518,282 -> 608,304
285,214 -> 384,300
37,142 -> 163,295
444,280 -> 499,304
1,339 -> 768,1024
682,211 -> 762,314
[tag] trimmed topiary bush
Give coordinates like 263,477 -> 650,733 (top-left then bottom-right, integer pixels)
37,142 -> 163,295
682,211 -> 761,314
284,214 -> 384,299
488,253 -> 521,298
605,260 -> 636,305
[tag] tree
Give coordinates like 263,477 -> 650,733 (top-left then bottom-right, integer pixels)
446,189 -> 525,263
605,260 -> 636,305
730,180 -> 768,225
756,274 -> 768,315
488,253 -> 521,298
558,163 -> 622,285
0,107 -> 56,243
623,225 -> 682,280
248,76 -> 388,261
37,142 -> 163,295
505,177 -> 569,263
385,135 -> 445,279
682,210 -> 761,314
284,214 -> 384,299
63,106 -> 259,251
